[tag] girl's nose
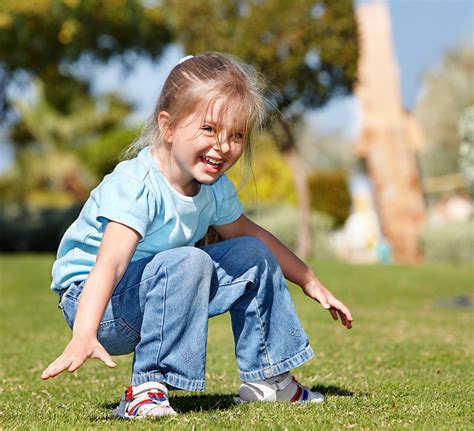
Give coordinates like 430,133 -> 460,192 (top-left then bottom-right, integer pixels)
215,134 -> 230,153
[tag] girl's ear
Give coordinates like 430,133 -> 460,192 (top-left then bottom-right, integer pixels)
158,111 -> 173,143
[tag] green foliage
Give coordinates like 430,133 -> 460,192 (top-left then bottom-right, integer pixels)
458,106 -> 474,197
228,133 -> 296,207
1,256 -> 473,429
0,80 -> 133,206
78,127 -> 139,180
415,43 -> 474,177
0,148 -> 91,206
0,0 -> 171,209
421,220 -> 474,265
0,0 -> 171,118
12,80 -> 132,150
247,205 -> 335,260
308,171 -> 351,227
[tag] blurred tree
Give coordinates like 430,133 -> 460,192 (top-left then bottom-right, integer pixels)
0,0 -> 171,120
415,43 -> 474,178
458,106 -> 474,197
163,0 -> 358,257
0,0 -> 169,207
299,126 -> 356,173
0,80 -> 133,207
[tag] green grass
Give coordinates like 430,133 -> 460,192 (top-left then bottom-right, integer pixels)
0,255 -> 473,430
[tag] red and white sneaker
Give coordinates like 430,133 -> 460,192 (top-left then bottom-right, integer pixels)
114,382 -> 177,419
235,373 -> 324,403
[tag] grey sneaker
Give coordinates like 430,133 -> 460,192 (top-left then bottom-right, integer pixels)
235,373 -> 324,403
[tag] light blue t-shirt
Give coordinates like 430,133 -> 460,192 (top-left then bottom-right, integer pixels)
51,147 -> 243,295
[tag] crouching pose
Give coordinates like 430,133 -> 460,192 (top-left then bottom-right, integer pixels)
41,52 -> 353,419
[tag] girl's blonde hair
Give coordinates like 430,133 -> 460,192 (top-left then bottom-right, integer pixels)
126,52 -> 272,172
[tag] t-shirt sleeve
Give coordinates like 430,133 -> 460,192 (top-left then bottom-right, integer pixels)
212,175 -> 243,225
95,176 -> 157,238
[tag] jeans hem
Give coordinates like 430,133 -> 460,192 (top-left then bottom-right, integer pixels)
132,372 -> 205,392
239,344 -> 315,382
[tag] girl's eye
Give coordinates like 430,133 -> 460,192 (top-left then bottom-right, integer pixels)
202,125 -> 215,134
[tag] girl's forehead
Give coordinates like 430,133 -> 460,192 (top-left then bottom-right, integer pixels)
196,97 -> 248,129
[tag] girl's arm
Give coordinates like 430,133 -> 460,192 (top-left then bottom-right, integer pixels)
41,221 -> 140,379
213,214 -> 353,329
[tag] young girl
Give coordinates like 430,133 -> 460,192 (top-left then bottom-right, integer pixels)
41,52 -> 353,419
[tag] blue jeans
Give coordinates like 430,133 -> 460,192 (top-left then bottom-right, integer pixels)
59,236 -> 314,391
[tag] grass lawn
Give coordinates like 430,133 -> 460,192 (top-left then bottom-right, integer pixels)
0,254 -> 472,430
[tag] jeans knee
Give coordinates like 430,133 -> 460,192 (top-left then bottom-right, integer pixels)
232,236 -> 278,268
180,246 -> 215,272
147,246 -> 215,281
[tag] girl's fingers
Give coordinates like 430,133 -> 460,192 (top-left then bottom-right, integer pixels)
338,310 -> 351,328
329,308 -> 338,320
41,363 -> 54,378
327,297 -> 353,329
312,290 -> 330,309
330,299 -> 353,320
42,359 -> 63,378
95,348 -> 116,368
52,361 -> 71,376
341,307 -> 353,325
41,368 -> 51,380
67,355 -> 86,372
42,341 -> 115,380
43,348 -> 84,378
337,309 -> 353,329
42,357 -> 71,379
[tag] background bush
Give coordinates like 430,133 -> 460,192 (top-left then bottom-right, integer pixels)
420,219 -> 474,265
228,134 -> 297,208
0,204 -> 82,252
307,170 -> 351,227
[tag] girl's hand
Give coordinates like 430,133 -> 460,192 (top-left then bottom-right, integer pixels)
41,334 -> 116,380
302,279 -> 353,329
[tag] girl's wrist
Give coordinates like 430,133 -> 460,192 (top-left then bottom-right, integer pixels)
300,269 -> 318,289
300,276 -> 318,290
72,323 -> 99,339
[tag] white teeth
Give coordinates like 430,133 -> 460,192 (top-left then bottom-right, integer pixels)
202,156 -> 223,166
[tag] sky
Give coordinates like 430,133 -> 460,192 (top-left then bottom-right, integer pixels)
0,0 -> 473,172
310,0 -> 474,138
387,0 -> 473,109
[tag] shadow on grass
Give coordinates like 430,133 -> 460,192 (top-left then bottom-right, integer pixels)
99,393 -> 237,417
311,384 -> 354,397
100,401 -> 120,410
172,393 -> 237,413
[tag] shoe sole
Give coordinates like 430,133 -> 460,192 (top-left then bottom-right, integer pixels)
233,396 -> 324,404
113,408 -> 177,419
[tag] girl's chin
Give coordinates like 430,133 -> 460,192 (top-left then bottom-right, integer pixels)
195,173 -> 223,184
196,162 -> 226,180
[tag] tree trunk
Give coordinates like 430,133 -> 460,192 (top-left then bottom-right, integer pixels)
273,117 -> 312,259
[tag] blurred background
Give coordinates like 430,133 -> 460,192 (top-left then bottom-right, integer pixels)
0,0 -> 472,266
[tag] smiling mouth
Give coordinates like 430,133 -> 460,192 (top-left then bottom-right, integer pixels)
200,156 -> 224,168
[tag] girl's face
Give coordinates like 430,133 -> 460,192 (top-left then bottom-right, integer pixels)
158,98 -> 246,195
